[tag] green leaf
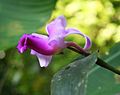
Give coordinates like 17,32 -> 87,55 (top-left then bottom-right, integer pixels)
86,42 -> 120,95
0,0 -> 57,50
51,52 -> 97,95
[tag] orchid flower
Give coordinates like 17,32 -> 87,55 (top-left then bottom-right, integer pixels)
17,16 -> 91,67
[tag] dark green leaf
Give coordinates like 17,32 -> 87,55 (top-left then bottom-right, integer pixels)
0,0 -> 57,50
51,52 -> 97,95
87,42 -> 120,95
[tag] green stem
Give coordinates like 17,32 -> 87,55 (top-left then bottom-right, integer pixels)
67,47 -> 120,75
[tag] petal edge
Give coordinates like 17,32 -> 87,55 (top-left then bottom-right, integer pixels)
65,28 -> 92,49
31,50 -> 52,67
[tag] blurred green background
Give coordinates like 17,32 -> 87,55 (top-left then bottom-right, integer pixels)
0,0 -> 120,95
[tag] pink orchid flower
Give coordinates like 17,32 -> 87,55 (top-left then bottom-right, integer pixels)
17,16 -> 91,67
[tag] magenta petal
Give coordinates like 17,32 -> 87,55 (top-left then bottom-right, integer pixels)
65,28 -> 92,49
27,34 -> 55,55
46,15 -> 66,38
17,33 -> 56,55
17,34 -> 29,53
31,33 -> 48,39
31,50 -> 52,67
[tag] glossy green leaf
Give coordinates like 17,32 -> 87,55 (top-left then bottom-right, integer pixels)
0,0 -> 56,50
51,52 -> 97,95
86,43 -> 120,95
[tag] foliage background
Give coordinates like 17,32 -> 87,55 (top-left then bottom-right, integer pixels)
0,0 -> 120,95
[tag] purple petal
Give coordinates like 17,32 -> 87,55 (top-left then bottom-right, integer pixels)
48,38 -> 66,49
17,34 -> 29,53
17,33 -> 58,55
31,50 -> 52,67
31,49 -> 36,55
31,33 -> 48,39
84,36 -> 91,49
57,15 -> 67,27
46,15 -> 66,38
65,28 -> 92,49
27,35 -> 55,55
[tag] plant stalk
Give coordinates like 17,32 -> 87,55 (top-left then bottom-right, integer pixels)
67,47 -> 120,75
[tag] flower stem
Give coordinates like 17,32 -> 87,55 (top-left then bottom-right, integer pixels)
67,47 -> 120,75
